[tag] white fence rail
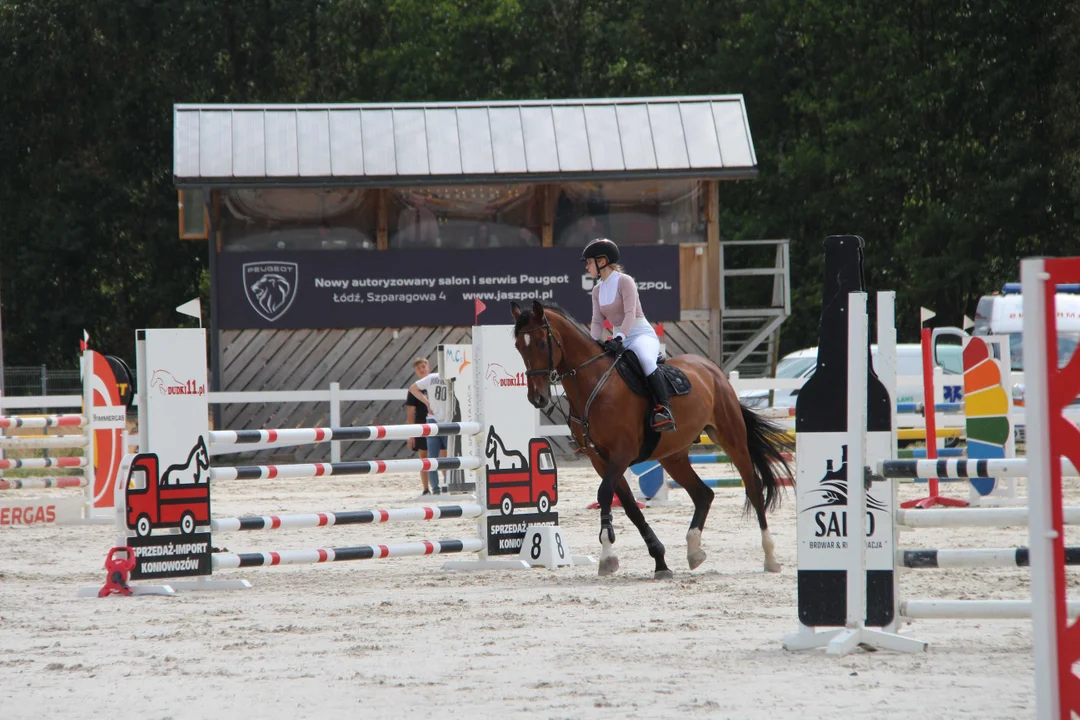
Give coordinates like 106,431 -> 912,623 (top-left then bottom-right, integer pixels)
0,370 -> 1058,457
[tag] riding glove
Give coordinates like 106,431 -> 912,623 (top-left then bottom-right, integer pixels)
603,336 -> 624,354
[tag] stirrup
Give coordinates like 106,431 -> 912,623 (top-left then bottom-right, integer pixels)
651,407 -> 676,432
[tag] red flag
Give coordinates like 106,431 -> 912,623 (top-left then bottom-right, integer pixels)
474,297 -> 487,325
79,329 -> 90,353
655,323 -> 665,339
603,319 -> 613,330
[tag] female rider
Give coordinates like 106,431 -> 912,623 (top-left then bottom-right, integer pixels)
581,238 -> 676,432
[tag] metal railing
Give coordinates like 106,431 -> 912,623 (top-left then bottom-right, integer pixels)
718,239 -> 791,376
3,366 -> 82,398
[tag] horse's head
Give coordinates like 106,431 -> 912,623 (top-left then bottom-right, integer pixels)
194,436 -> 210,469
485,426 -> 497,457
510,300 -> 566,410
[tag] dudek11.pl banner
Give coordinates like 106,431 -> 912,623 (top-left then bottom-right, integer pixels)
216,246 -> 680,329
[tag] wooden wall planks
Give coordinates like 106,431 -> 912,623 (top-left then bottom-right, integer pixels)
215,320 -> 715,463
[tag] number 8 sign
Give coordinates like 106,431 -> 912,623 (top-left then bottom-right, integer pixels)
519,526 -> 581,569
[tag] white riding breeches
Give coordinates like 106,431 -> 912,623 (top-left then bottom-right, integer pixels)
623,327 -> 661,375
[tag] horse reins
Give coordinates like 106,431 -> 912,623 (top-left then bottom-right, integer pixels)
514,320 -> 621,460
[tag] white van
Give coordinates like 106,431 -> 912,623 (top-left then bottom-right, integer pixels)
930,284 -> 1080,414
969,283 -> 1080,371
739,344 -> 952,408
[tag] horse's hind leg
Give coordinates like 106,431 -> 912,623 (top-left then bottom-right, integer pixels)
613,474 -> 672,580
705,425 -> 780,573
659,453 -> 714,570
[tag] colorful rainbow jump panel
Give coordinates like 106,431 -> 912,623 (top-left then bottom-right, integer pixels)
963,337 -> 1012,496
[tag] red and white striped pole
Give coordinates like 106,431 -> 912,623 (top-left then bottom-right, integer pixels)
0,457 -> 87,470
213,539 -> 485,569
1027,256 -> 1080,720
209,455 -> 480,481
211,503 -> 483,532
209,422 -> 481,447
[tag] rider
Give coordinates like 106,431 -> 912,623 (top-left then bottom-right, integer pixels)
582,238 -> 676,432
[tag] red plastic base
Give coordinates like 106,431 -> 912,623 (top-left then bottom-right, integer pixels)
900,495 -> 969,509
587,496 -> 646,510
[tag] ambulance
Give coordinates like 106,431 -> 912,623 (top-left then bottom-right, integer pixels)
969,283 -> 1080,373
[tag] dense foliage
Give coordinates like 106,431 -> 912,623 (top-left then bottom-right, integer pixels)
2,0 -> 1078,367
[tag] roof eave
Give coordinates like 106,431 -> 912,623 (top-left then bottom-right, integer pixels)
174,167 -> 759,189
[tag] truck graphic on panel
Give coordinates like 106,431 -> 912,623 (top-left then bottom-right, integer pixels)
124,439 -> 211,536
485,430 -> 558,515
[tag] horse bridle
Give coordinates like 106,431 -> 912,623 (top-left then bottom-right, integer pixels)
514,319 -> 607,383
514,319 -> 623,461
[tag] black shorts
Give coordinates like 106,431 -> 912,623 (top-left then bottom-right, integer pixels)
410,437 -> 429,454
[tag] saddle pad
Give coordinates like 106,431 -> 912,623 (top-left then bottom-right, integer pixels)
614,351 -> 692,398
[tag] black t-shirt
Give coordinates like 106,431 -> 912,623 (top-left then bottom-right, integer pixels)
405,388 -> 427,416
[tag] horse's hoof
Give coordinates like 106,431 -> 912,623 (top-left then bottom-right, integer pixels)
688,548 -> 707,570
764,559 -> 782,573
598,556 -> 620,576
654,569 -> 674,581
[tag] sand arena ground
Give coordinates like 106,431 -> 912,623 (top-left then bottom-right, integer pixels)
0,456 -> 1065,719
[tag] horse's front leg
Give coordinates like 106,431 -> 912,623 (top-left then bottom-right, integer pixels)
595,464 -> 622,576
613,474 -> 672,580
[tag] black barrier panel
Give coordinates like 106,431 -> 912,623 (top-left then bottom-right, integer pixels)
487,511 -> 559,556
128,532 -> 213,580
216,247 -> 680,329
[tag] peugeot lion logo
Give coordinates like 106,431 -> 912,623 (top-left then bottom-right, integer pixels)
243,262 -> 298,322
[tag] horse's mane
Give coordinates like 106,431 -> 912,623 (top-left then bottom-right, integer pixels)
513,302 -> 600,347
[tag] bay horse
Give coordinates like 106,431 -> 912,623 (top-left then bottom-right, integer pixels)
510,300 -> 792,579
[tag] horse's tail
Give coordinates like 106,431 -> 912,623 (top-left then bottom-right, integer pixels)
740,405 -> 795,514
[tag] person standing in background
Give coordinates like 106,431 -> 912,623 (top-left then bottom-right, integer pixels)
405,357 -> 433,495
408,359 -> 450,494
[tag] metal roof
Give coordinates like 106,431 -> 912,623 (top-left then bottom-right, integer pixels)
173,96 -> 757,187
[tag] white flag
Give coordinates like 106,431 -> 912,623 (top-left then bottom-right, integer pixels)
920,307 -> 936,325
963,315 -> 975,331
176,298 -> 202,323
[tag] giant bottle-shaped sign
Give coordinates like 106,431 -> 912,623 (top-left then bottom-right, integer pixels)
795,236 -> 895,627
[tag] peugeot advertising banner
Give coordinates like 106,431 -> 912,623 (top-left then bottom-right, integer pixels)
217,246 -> 680,329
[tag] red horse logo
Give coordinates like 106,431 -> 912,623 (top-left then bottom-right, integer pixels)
150,370 -> 205,397
486,363 -> 526,389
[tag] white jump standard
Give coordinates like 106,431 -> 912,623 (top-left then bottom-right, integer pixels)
785,242 -> 1080,685
84,326 -> 591,596
0,350 -> 128,528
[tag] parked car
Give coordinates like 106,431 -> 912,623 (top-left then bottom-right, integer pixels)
739,344 -> 960,408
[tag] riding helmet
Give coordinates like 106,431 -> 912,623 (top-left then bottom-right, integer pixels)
580,238 -> 620,265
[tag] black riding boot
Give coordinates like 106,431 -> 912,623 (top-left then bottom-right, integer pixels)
646,370 -> 677,432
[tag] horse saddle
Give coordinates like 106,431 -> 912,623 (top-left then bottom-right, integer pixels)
614,351 -> 692,399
